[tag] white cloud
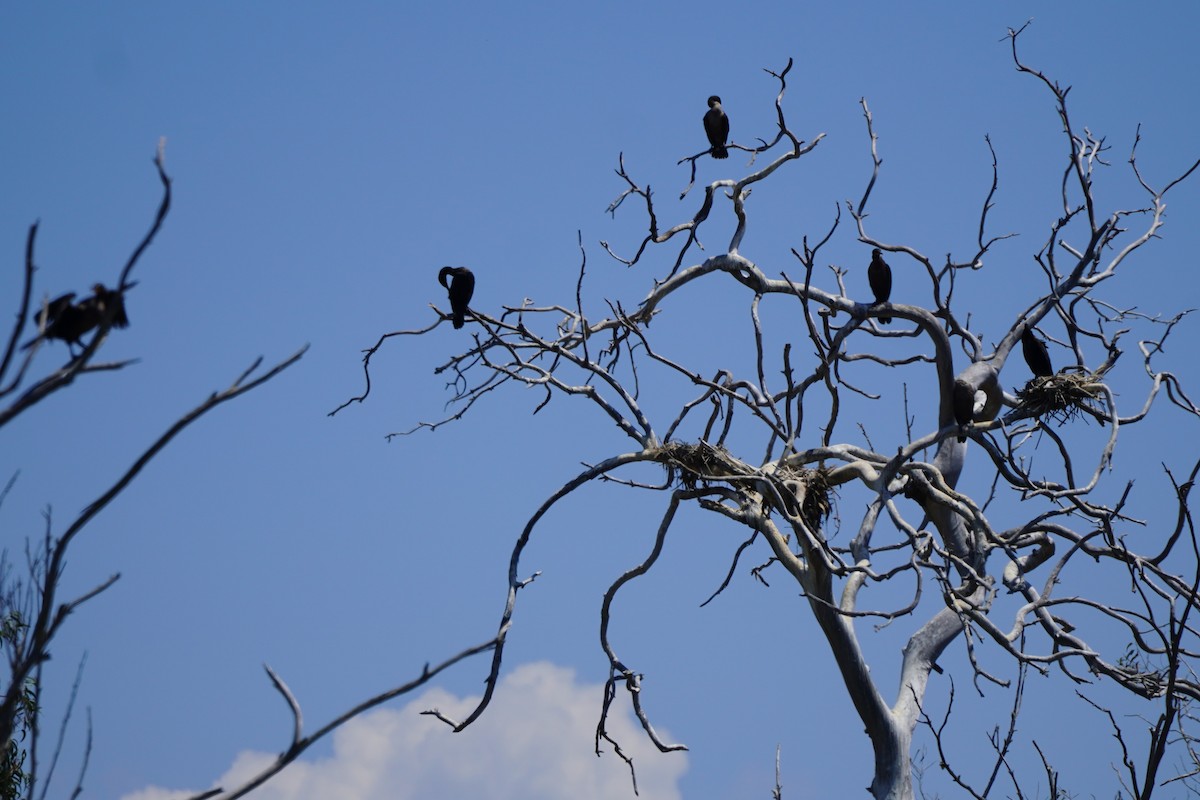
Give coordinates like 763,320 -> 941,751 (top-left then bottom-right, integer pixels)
121,662 -> 687,800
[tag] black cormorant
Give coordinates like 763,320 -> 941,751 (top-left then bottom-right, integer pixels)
952,378 -> 974,443
868,248 -> 893,325
703,96 -> 729,160
1021,327 -> 1052,378
22,284 -> 131,353
438,267 -> 475,329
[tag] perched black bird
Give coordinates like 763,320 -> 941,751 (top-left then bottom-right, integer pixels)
703,96 -> 729,160
21,283 -> 131,353
438,267 -> 475,329
952,378 -> 975,443
1021,327 -> 1052,378
867,248 -> 893,324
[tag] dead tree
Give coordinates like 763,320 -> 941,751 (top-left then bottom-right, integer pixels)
337,28 -> 1200,799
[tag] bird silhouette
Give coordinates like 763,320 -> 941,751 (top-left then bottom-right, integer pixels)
868,249 -> 893,325
22,283 -> 130,353
1021,327 -> 1052,378
703,96 -> 729,160
438,267 -> 475,329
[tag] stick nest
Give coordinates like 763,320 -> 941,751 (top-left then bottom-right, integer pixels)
660,441 -> 832,526
1016,370 -> 1107,423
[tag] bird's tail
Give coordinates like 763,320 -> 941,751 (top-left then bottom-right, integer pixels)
880,315 -> 892,325
711,145 -> 728,159
453,311 -> 465,329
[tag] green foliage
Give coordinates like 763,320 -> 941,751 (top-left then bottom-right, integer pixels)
0,611 -> 34,800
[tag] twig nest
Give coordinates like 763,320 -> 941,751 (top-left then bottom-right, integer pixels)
661,441 -> 748,488
798,466 -> 833,529
659,442 -> 832,527
1017,370 -> 1107,423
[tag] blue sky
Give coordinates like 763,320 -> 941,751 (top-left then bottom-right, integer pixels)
3,3 -> 1200,798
